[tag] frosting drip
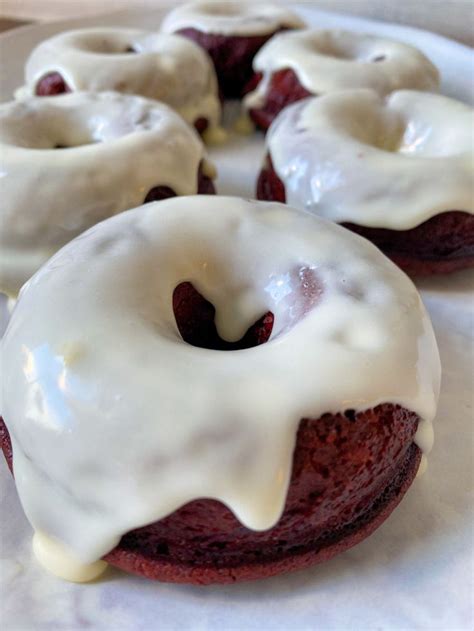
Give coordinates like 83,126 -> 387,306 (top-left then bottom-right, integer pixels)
161,1 -> 305,37
33,532 -> 108,583
244,29 -> 439,109
17,28 -> 221,130
265,90 -> 474,229
0,92 -> 213,296
1,197 -> 440,566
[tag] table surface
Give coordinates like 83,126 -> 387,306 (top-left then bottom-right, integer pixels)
0,18 -> 29,32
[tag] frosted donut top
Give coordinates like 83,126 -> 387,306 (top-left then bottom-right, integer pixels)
0,92 -> 213,296
1,196 -> 440,567
265,90 -> 474,229
17,28 -> 221,129
161,1 -> 305,36
244,29 -> 439,108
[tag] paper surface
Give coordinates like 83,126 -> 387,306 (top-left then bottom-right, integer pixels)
1,6 -> 473,630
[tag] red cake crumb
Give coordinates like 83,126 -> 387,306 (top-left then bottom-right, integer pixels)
173,282 -> 274,350
175,28 -> 290,99
257,155 -> 474,275
246,68 -> 312,131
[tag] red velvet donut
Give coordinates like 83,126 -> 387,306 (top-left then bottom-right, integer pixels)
245,68 -> 311,131
0,404 -> 421,584
174,28 -> 290,99
257,156 -> 474,276
244,29 -> 439,131
0,280 -> 422,584
161,2 -> 304,100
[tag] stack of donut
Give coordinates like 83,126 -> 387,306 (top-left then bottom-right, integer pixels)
0,0 -> 471,587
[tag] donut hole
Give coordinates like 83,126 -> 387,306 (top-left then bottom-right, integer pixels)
2,113 -> 99,149
347,105 -> 464,157
199,2 -> 243,17
35,72 -> 71,96
72,33 -> 140,55
2,94 -> 177,151
172,267 -> 321,351
172,282 -> 274,351
44,138 -> 97,149
308,33 -> 389,65
309,33 -> 368,62
316,94 -> 405,152
310,38 -> 356,61
1,115 -> 99,149
313,91 -> 466,158
326,100 -> 405,152
53,142 -> 96,149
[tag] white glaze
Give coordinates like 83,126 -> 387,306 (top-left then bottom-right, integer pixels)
416,454 -> 428,478
0,91 -> 214,296
1,196 -> 440,574
16,28 -> 221,130
161,1 -> 304,37
33,532 -> 108,583
265,90 -> 474,229
244,29 -> 439,109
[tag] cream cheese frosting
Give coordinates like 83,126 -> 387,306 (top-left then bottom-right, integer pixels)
16,28 -> 221,130
264,90 -> 474,229
244,29 -> 439,109
0,91 -> 214,296
1,196 -> 440,575
161,1 -> 305,37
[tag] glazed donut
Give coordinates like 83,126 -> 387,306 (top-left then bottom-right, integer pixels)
244,29 -> 439,130
0,196 -> 440,584
0,92 -> 216,297
161,1 -> 304,98
16,28 -> 221,135
257,90 -> 474,275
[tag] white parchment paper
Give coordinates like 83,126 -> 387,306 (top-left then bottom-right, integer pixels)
1,6 -> 473,630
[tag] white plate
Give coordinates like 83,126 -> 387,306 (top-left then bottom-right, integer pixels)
1,5 -> 473,630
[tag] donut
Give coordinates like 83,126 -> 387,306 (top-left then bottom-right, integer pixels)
257,90 -> 474,275
161,1 -> 305,98
244,29 -> 439,130
15,28 -> 221,135
0,196 -> 440,584
0,92 -> 216,297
